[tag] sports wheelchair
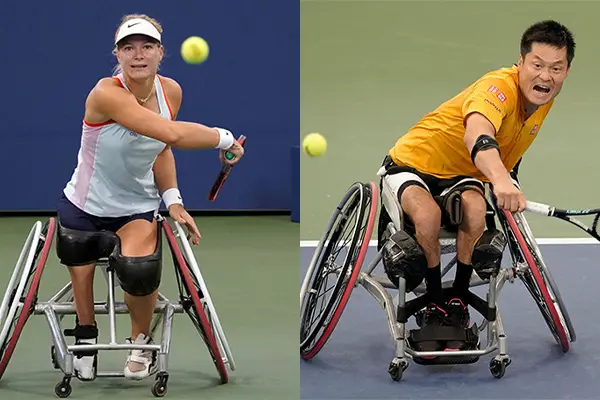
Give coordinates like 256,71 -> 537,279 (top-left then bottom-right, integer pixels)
0,215 -> 235,398
300,180 -> 575,381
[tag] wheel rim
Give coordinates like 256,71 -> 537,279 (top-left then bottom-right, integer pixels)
300,182 -> 378,359
502,211 -> 569,352
300,183 -> 367,350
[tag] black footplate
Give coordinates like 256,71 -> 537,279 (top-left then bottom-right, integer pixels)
409,325 -> 481,366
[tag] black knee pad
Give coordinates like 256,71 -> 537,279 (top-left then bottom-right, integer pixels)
382,230 -> 427,292
56,222 -> 119,266
109,232 -> 162,296
472,228 -> 507,280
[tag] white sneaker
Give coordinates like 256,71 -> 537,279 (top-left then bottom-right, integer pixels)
123,333 -> 157,380
73,338 -> 97,381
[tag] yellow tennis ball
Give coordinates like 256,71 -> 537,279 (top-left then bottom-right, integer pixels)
181,36 -> 209,64
303,133 -> 327,157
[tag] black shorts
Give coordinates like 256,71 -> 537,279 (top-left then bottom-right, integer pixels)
379,156 -> 485,199
377,156 -> 486,244
57,193 -> 155,233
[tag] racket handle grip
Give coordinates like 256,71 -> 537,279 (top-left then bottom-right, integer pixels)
224,134 -> 246,161
526,201 -> 553,216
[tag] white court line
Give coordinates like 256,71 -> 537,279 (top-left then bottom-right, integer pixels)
300,238 -> 598,247
301,0 -> 550,2
301,0 -> 562,2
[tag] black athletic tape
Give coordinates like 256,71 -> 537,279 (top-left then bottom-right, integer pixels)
470,135 -> 500,163
72,324 -> 99,357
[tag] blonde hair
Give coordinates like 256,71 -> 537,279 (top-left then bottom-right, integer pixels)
112,14 -> 164,76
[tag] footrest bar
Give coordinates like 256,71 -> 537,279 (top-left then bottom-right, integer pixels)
96,372 -> 126,378
406,346 -> 497,358
68,344 -> 162,352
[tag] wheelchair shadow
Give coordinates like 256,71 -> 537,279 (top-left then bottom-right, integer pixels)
0,369 -> 227,398
409,337 -> 579,384
301,325 -> 580,383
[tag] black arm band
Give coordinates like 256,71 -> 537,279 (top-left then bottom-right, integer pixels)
470,134 -> 500,164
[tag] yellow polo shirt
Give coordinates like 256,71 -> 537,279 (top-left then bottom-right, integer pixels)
389,65 -> 553,181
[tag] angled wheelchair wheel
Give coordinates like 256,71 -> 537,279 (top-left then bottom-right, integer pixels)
161,220 -> 228,384
513,212 -> 576,343
501,210 -> 570,352
300,181 -> 378,360
171,220 -> 236,372
0,218 -> 56,379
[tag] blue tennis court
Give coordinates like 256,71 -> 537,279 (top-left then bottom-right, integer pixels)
300,241 -> 600,399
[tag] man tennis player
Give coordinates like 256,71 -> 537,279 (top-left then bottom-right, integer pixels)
378,20 -> 575,352
56,14 -> 244,381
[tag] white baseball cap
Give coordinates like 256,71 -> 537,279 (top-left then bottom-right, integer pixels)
115,18 -> 161,45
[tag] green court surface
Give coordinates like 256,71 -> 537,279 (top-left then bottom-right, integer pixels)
301,0 -> 600,241
0,216 -> 298,400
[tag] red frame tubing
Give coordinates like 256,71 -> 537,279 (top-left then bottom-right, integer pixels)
303,182 -> 379,360
161,219 -> 228,384
502,210 -> 569,352
0,218 -> 56,379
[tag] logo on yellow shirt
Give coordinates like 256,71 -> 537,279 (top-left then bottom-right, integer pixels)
487,85 -> 507,103
530,124 -> 539,135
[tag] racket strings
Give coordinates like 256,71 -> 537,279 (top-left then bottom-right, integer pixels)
592,213 -> 600,235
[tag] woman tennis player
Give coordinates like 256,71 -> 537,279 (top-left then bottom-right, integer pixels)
56,14 -> 244,381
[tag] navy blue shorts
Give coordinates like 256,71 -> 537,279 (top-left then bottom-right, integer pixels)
57,193 -> 155,233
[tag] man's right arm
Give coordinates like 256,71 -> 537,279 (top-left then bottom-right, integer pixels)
461,80 -> 526,212
464,112 -> 513,186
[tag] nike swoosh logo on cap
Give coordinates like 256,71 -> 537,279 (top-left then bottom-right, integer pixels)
127,22 -> 141,28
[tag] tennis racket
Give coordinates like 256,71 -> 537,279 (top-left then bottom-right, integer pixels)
526,201 -> 600,241
208,135 -> 246,202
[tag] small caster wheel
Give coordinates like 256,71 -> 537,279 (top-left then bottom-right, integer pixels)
151,381 -> 167,397
388,359 -> 408,381
489,358 -> 507,379
55,378 -> 72,398
152,373 -> 169,398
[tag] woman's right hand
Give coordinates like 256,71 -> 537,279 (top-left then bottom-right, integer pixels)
219,140 -> 245,165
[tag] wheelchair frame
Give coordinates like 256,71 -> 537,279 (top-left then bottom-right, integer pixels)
300,181 -> 576,381
0,215 -> 235,398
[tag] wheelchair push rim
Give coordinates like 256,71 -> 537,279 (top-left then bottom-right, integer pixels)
513,212 -> 576,342
502,210 -> 570,352
300,181 -> 378,360
161,220 -> 229,384
0,218 -> 56,379
172,220 -> 236,371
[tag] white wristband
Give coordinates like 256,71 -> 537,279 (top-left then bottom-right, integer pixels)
162,188 -> 183,208
214,127 -> 234,150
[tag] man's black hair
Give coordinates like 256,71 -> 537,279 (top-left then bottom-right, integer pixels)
520,20 -> 576,66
